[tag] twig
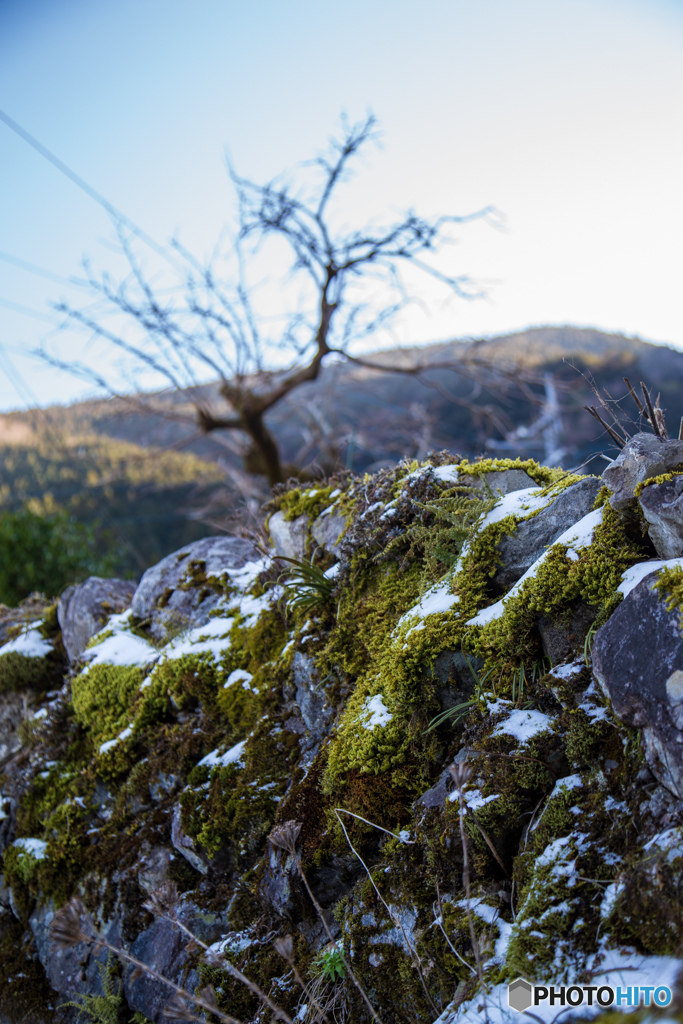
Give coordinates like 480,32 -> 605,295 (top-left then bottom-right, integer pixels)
269,822 -> 386,1024
465,807 -> 509,877
450,761 -> 489,1024
433,882 -> 476,978
640,382 -> 662,438
583,406 -> 628,448
333,810 -> 440,1017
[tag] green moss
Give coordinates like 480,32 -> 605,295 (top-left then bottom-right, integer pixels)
71,662 -> 146,749
633,467 -> 683,497
653,564 -> 683,630
272,484 -> 337,521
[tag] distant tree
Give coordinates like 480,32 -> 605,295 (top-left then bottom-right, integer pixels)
0,506 -> 113,606
49,115 -> 520,487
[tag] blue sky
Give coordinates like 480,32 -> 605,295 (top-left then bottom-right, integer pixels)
1,0 -> 682,409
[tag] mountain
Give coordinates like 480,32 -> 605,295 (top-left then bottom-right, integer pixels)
0,325 -> 680,574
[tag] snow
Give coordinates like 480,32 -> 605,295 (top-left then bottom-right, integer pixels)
32,707 -> 48,720
380,501 -> 398,520
13,837 -> 48,860
0,626 -> 52,660
468,507 -> 605,627
618,556 -> 683,598
477,486 -> 550,530
198,739 -> 247,769
397,579 -> 459,634
360,694 -> 393,729
99,724 -> 133,755
82,630 -> 157,671
432,465 -> 460,483
548,773 -> 583,798
229,557 -> 271,592
323,563 -> 341,579
551,659 -> 584,680
449,788 -> 501,808
491,708 -> 554,744
162,618 -> 234,661
643,826 -> 683,863
224,668 -> 253,691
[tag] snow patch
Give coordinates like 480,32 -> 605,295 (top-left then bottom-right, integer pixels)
491,708 -> 554,744
198,739 -> 247,769
360,694 -> 393,729
618,556 -> 683,598
0,626 -> 52,660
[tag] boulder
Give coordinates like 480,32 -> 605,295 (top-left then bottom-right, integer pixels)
602,432 -> 683,509
492,477 -> 601,595
638,474 -> 683,557
310,512 -> 346,558
131,536 -> 259,640
592,568 -> 683,797
58,577 -> 137,662
268,511 -> 308,559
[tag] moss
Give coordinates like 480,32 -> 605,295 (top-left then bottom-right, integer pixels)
271,484 -> 337,522
653,564 -> 683,631
633,467 -> 683,497
71,662 -> 146,749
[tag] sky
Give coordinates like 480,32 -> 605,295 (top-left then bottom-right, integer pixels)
1,0 -> 682,410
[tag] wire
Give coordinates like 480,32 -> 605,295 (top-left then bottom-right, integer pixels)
0,106 -> 174,265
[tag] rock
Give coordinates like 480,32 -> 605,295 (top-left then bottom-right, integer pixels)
58,577 -> 137,662
137,845 -> 173,893
416,769 -> 451,809
638,474 -> 683,557
124,901 -> 226,1022
592,569 -> 683,797
430,649 -> 481,716
464,468 -> 537,495
171,803 -> 208,875
259,843 -> 299,918
292,652 -> 335,751
310,512 -> 347,558
131,536 -> 259,640
268,511 -> 308,559
492,477 -> 602,595
0,691 -> 27,763
602,432 -> 683,509
538,600 -> 597,666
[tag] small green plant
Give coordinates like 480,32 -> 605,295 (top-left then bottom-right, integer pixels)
310,942 -> 346,982
275,556 -> 335,613
59,954 -> 122,1024
424,655 -> 494,733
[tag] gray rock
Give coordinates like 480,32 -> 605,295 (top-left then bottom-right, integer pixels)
268,511 -> 308,559
58,577 -> 136,662
464,468 -> 537,495
123,901 -> 226,1022
416,769 -> 451,809
0,690 -> 28,763
137,845 -> 173,893
131,536 -> 259,640
538,601 -> 597,666
171,803 -> 208,875
602,432 -> 683,509
492,477 -> 602,595
310,512 -> 347,558
638,474 -> 683,557
260,843 -> 299,918
592,569 -> 683,797
292,652 -> 335,749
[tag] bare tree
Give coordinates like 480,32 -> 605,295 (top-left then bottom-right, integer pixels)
48,114 -> 510,486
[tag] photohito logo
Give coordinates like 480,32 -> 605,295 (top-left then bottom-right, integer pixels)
507,978 -> 672,1012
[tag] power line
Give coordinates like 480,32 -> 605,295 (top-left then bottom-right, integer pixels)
0,106 -> 173,264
